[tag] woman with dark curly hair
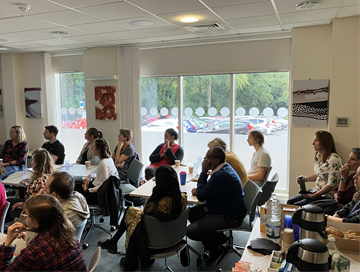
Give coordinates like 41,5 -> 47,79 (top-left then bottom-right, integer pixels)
98,165 -> 187,269
144,128 -> 184,181
0,195 -> 86,271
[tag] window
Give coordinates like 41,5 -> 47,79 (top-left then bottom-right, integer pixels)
54,72 -> 86,162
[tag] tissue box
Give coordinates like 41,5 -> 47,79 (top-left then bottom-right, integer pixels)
326,221 -> 360,252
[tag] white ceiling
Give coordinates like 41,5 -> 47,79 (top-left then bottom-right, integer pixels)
0,0 -> 358,54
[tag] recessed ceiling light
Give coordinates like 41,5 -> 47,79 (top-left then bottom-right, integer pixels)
180,16 -> 199,23
53,31 -> 69,37
296,1 -> 320,10
129,20 -> 153,27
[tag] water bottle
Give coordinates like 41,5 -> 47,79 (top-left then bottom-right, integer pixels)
328,237 -> 350,272
327,236 -> 339,255
266,193 -> 281,243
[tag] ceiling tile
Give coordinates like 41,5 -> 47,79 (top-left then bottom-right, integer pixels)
109,16 -> 171,29
343,0 -> 360,6
2,41 -> 49,49
282,20 -> 331,30
77,2 -> 149,21
338,5 -> 360,17
0,8 -> 21,19
134,26 -> 188,37
98,30 -> 147,40
280,8 -> 338,24
34,26 -> 86,37
47,0 -> 123,9
157,9 -> 219,25
237,25 -> 282,34
151,33 -> 197,41
0,31 -> 55,42
226,15 -> 279,29
69,21 -> 128,33
35,38 -> 84,46
274,0 -> 342,14
31,10 -> 102,26
63,34 -> 115,43
0,17 -> 62,33
212,1 -> 275,20
203,0 -> 268,8
115,37 -> 162,44
0,0 -> 68,16
128,0 -> 204,14
186,29 -> 237,38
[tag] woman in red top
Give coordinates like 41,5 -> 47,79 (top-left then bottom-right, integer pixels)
0,126 -> 28,180
0,195 -> 87,271
144,128 -> 184,181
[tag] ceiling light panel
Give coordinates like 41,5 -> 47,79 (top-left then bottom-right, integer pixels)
157,9 -> 218,24
78,2 -> 149,21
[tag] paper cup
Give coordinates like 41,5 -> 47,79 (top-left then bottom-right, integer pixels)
180,171 -> 187,185
282,228 -> 294,245
85,161 -> 91,168
175,160 -> 180,167
188,165 -> 194,174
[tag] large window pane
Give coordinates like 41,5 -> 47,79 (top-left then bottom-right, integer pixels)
140,77 -> 178,166
55,72 -> 86,162
183,75 -> 230,164
235,72 -> 289,190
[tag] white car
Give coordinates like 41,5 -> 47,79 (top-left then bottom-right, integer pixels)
238,116 -> 272,135
141,119 -> 186,132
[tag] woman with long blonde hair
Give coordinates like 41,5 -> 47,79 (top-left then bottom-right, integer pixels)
7,148 -> 56,221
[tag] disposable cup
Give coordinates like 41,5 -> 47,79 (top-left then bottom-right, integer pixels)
282,228 -> 294,245
180,171 -> 187,185
197,156 -> 202,165
85,161 -> 91,168
22,164 -> 27,177
65,160 -> 70,171
175,160 -> 180,167
284,214 -> 292,229
188,165 -> 194,174
193,163 -> 198,173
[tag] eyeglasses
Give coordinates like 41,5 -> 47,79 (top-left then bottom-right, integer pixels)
9,130 -> 16,133
21,212 -> 29,218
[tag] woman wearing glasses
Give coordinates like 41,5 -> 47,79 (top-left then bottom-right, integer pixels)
75,127 -> 102,166
287,130 -> 343,206
0,195 -> 87,271
0,126 -> 28,180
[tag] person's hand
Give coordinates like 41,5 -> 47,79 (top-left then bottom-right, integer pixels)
5,222 -> 27,246
76,161 -> 81,164
12,202 -> 24,210
82,178 -> 89,191
17,232 -> 26,241
165,138 -> 170,150
191,188 -> 197,196
116,162 -> 124,168
340,164 -> 350,179
201,157 -> 212,173
301,193 -> 311,199
140,178 -> 147,185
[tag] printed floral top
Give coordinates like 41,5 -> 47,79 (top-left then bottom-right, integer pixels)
24,174 -> 51,200
312,153 -> 343,198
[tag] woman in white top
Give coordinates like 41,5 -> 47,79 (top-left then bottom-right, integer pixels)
78,139 -> 118,205
247,130 -> 271,186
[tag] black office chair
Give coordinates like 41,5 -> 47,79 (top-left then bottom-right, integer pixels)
258,173 -> 279,207
121,158 -> 145,207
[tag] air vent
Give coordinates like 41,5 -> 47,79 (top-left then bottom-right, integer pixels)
183,23 -> 225,33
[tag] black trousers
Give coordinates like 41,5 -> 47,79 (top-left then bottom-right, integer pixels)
287,194 -> 330,206
187,204 -> 243,249
75,182 -> 99,205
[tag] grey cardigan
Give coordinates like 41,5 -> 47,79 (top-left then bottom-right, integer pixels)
76,141 -> 100,166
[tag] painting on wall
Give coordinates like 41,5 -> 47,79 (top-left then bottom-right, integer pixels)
95,86 -> 117,120
292,79 -> 329,126
0,89 -> 2,118
25,87 -> 42,118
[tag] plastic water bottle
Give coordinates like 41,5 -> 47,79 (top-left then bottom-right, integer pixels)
328,237 -> 350,272
327,236 -> 339,255
266,193 -> 281,244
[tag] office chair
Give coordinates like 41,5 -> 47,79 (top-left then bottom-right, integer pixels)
88,247 -> 101,272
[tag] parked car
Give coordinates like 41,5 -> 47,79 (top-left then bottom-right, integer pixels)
184,116 -> 207,130
259,116 -> 281,131
145,114 -> 158,124
272,116 -> 288,129
197,118 -> 255,134
238,116 -> 271,135
141,119 -> 181,132
141,117 -> 148,126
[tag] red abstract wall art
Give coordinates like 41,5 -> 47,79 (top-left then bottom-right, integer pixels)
95,86 -> 117,120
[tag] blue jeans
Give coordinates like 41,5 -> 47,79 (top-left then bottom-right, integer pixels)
1,166 -> 21,180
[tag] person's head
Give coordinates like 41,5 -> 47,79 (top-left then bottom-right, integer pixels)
204,146 -> 226,171
346,148 -> 360,170
0,164 -> 4,178
118,128 -> 133,142
85,127 -> 103,141
207,138 -> 227,151
146,165 -> 182,213
23,195 -> 76,252
43,125 -> 58,140
164,128 -> 178,144
10,125 -> 26,143
30,148 -> 56,181
247,130 -> 264,147
93,139 -> 111,159
313,130 -> 337,162
353,166 -> 360,202
46,172 -> 74,202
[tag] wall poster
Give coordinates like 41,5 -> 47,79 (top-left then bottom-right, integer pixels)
292,79 -> 329,126
95,86 -> 117,120
25,87 -> 42,118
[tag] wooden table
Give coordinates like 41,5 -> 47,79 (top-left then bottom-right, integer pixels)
129,165 -> 201,204
240,219 -> 360,272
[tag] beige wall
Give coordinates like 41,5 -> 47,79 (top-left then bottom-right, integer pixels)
289,17 -> 360,198
0,69 -> 5,144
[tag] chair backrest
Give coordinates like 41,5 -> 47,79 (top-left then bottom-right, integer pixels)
243,180 -> 262,224
127,158 -> 144,187
0,201 -> 10,233
258,173 -> 279,206
88,246 -> 101,272
261,166 -> 272,187
144,207 -> 190,249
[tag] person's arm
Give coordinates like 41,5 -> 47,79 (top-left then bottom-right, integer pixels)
335,174 -> 356,204
301,174 -> 318,182
327,215 -> 343,222
165,145 -> 184,165
89,161 -> 109,193
76,143 -> 87,164
309,185 -> 334,199
248,166 -> 267,181
13,142 -> 28,166
149,144 -> 163,163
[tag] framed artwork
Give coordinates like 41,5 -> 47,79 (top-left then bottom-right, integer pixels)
292,79 -> 329,126
25,87 -> 42,118
95,86 -> 117,120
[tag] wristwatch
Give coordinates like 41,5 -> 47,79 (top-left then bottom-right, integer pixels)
340,178 -> 347,183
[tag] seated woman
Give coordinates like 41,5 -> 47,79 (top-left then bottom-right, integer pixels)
246,130 -> 271,186
0,165 -> 7,218
0,195 -> 87,271
208,137 -> 248,187
7,148 -> 56,222
327,166 -> 360,223
76,127 -> 102,166
77,139 -> 118,205
287,130 -> 343,206
97,165 -> 187,269
112,128 -> 135,181
0,126 -> 28,180
144,128 -> 184,181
